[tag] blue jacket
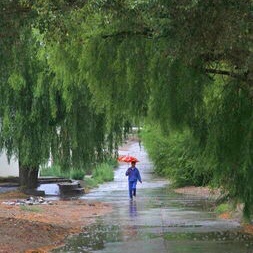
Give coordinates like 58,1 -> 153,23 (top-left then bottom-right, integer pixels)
126,167 -> 142,182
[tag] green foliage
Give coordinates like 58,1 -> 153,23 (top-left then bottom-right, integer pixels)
148,58 -> 208,131
92,163 -> 114,184
0,2 -> 124,185
70,169 -> 85,180
141,125 -> 212,187
40,165 -> 85,180
40,161 -> 114,186
40,165 -> 70,178
82,162 -> 115,189
0,28 -> 53,168
79,0 -> 252,218
83,176 -> 98,189
214,203 -> 231,215
203,78 -> 253,220
20,205 -> 42,213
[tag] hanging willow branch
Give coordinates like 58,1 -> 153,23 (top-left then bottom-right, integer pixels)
205,68 -> 248,81
100,28 -> 153,39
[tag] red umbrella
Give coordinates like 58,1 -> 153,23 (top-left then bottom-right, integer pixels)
118,155 -> 139,163
117,155 -> 127,162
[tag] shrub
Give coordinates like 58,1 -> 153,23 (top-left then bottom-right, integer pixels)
214,203 -> 231,214
70,169 -> 85,180
40,162 -> 114,188
141,125 -> 213,187
92,163 -> 114,184
39,165 -> 70,178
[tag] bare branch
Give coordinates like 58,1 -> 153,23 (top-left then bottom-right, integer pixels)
205,68 -> 248,81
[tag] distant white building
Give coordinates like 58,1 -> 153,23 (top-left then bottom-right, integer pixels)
0,152 -> 19,177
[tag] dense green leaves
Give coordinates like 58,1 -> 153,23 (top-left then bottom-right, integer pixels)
74,0 -> 253,218
141,125 -> 213,187
203,79 -> 253,219
0,28 -> 51,167
0,1 -> 125,180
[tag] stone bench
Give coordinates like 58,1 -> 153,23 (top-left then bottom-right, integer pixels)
58,181 -> 84,195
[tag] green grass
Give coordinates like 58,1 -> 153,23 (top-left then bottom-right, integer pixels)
214,203 -> 231,214
20,205 -> 43,213
40,161 -> 115,189
40,165 -> 85,180
70,169 -> 85,180
83,176 -> 99,189
82,163 -> 115,189
40,164 -> 70,178
92,163 -> 114,183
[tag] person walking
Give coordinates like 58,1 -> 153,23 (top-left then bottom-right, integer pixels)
126,161 -> 142,200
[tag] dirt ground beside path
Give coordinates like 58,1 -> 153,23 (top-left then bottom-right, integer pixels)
174,186 -> 221,199
0,191 -> 112,253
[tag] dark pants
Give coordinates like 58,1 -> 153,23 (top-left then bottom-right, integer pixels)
128,180 -> 137,199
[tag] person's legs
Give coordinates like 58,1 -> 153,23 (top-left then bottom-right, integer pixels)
132,181 -> 137,197
128,181 -> 134,199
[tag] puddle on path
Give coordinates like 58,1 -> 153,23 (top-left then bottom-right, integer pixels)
54,223 -> 253,253
53,141 -> 253,253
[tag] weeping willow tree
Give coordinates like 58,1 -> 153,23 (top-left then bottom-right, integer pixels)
0,2 -> 46,188
146,0 -> 253,219
0,0 -> 128,189
59,0 -> 252,218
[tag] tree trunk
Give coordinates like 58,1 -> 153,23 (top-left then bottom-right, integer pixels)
243,201 -> 252,223
19,163 -> 39,190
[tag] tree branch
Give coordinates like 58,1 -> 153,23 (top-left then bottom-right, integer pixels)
100,28 -> 153,39
205,68 -> 248,81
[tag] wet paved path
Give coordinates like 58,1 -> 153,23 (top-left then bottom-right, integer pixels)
54,141 -> 253,253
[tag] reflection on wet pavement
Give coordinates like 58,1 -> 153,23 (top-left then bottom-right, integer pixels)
53,142 -> 253,253
129,200 -> 138,217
